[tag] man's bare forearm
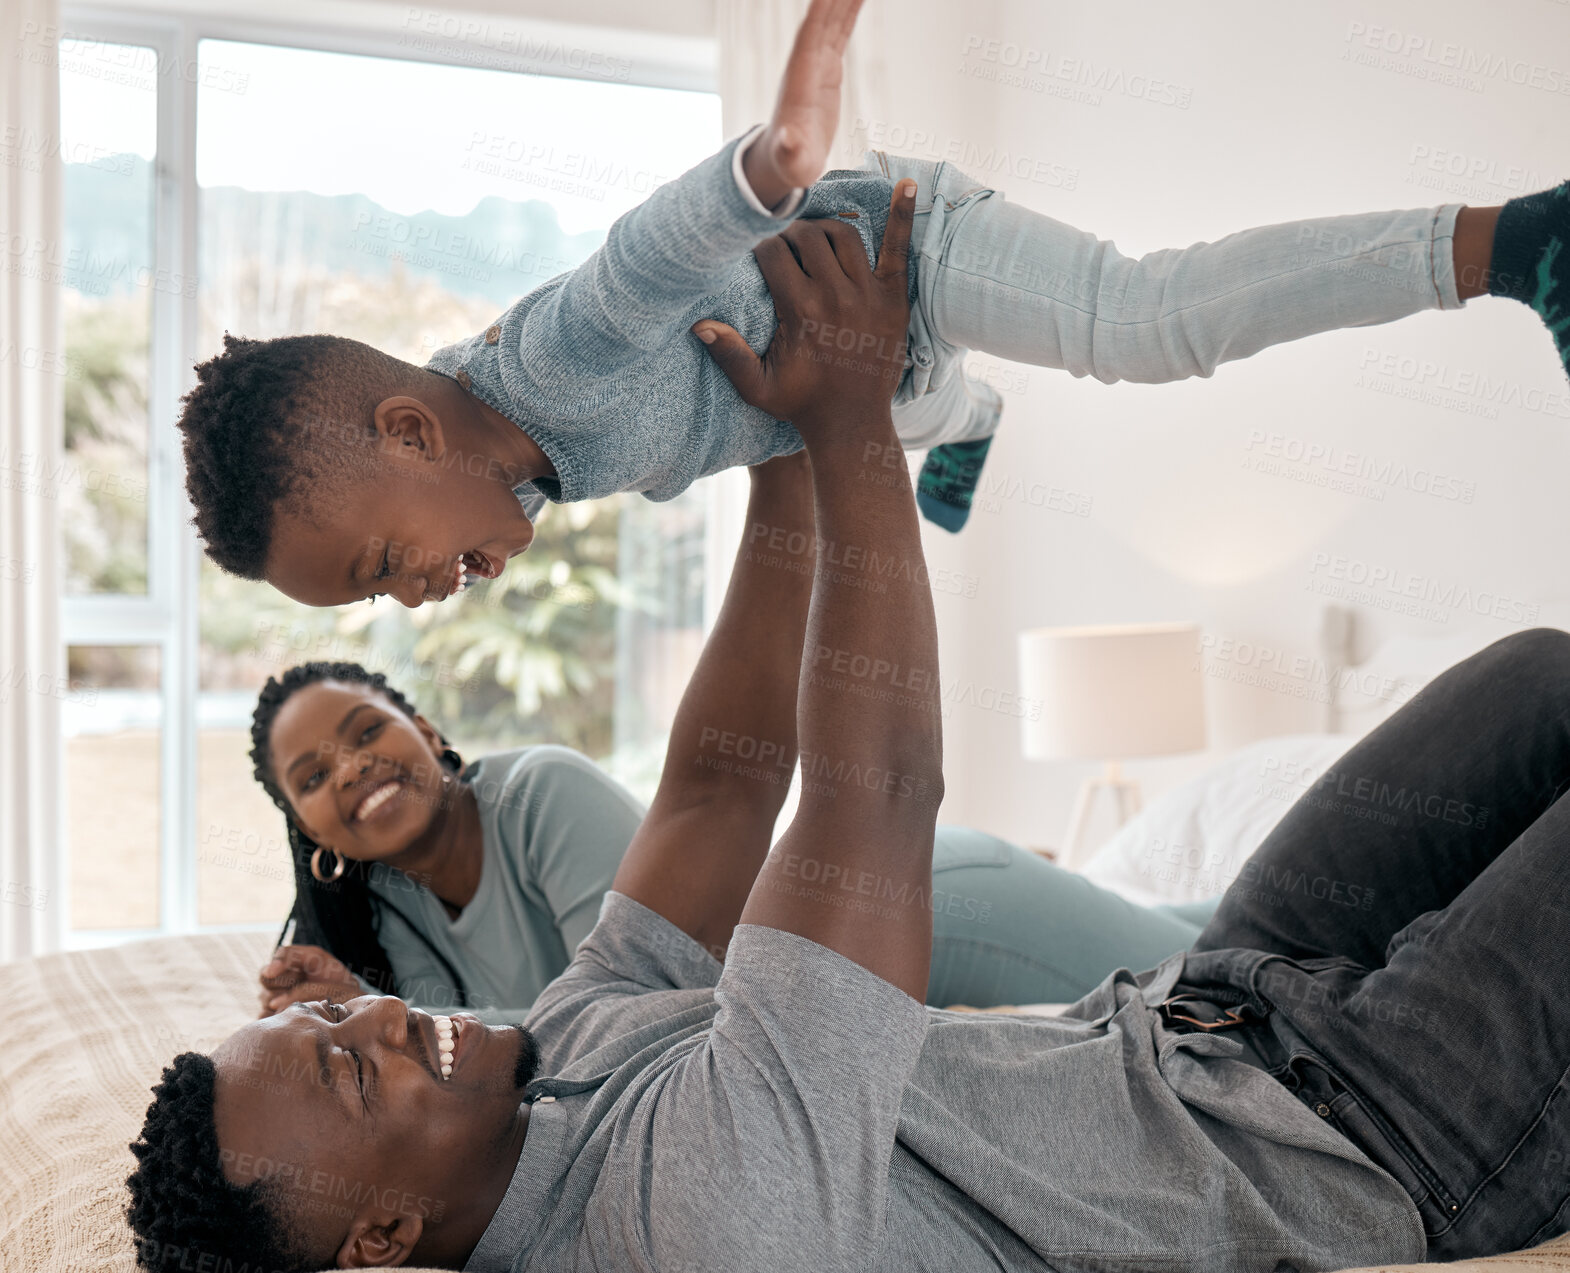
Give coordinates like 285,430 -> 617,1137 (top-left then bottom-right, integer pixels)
799,428 -> 942,796
741,417 -> 944,999
611,453 -> 816,955
661,452 -> 816,813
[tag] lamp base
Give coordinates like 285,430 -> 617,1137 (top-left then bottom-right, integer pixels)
1060,760 -> 1142,871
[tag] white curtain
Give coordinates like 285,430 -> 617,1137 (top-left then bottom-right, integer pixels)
0,0 -> 65,960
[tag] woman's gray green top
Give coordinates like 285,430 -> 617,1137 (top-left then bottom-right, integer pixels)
363,746 -> 643,1019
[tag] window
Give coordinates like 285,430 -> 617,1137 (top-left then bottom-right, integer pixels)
64,645 -> 161,929
59,44 -> 155,598
58,14 -> 720,944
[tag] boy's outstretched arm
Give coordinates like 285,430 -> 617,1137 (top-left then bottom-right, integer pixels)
741,0 -> 866,210
699,183 -> 942,999
516,0 -> 865,378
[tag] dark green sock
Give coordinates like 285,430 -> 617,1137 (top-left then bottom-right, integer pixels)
916,436 -> 993,533
1488,180 -> 1570,378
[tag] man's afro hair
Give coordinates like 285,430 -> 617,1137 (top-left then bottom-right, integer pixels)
125,1050 -> 309,1273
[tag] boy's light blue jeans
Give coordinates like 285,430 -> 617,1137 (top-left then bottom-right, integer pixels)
870,150 -> 1466,450
928,826 -> 1219,1007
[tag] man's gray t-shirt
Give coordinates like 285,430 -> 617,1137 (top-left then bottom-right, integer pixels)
464,892 -> 1424,1273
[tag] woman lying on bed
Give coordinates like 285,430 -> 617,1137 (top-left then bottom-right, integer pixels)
250,618 -> 1220,1022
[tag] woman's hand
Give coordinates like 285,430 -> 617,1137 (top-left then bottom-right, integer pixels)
741,0 -> 866,209
257,943 -> 366,1017
693,180 -> 915,444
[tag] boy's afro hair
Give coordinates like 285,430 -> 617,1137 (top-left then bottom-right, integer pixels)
176,332 -> 419,579
125,1051 -> 311,1273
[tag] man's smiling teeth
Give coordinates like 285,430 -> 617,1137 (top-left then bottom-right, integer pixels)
352,780 -> 401,822
434,1015 -> 460,1078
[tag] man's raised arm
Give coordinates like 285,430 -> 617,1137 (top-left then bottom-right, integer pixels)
609,190 -> 934,1273
698,183 -> 943,999
608,450 -> 817,959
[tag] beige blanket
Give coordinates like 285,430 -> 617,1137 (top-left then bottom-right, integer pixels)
0,932 -> 1564,1272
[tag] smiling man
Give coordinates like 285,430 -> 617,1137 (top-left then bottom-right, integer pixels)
129,185 -> 1570,1273
156,1002 -> 538,1268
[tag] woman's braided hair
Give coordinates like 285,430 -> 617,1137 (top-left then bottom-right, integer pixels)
249,660 -> 447,1000
125,1052 -> 309,1273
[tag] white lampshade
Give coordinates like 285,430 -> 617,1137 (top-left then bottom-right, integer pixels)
1018,622 -> 1207,762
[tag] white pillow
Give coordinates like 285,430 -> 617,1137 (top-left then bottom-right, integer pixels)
1080,734 -> 1355,908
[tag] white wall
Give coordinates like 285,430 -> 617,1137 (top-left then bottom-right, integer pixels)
867,0 -> 1570,851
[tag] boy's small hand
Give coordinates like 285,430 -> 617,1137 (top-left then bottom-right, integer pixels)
742,0 -> 867,208
694,180 -> 915,444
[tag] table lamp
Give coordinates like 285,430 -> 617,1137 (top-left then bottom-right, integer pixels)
1017,622 -> 1207,869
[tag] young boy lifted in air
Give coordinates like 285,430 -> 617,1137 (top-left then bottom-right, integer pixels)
176,0 -> 1570,608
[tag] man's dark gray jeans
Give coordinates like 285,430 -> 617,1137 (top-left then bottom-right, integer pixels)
1175,627 -> 1570,1259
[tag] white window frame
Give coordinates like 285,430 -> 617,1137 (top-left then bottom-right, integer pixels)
56,3 -> 722,949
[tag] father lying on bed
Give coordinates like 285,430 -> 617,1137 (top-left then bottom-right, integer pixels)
128,186 -> 1570,1273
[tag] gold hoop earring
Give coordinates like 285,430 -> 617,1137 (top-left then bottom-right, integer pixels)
311,846 -> 346,883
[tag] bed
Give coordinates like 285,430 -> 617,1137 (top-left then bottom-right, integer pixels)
3,610 -> 1569,1271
